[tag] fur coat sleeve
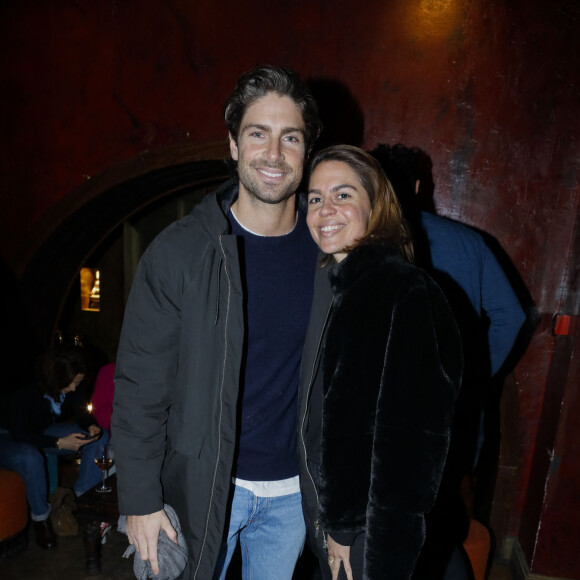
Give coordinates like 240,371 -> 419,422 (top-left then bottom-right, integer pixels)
318,244 -> 463,580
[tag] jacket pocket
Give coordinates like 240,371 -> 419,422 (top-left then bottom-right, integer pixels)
167,415 -> 207,458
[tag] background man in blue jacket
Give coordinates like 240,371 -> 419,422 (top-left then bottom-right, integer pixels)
371,143 -> 527,580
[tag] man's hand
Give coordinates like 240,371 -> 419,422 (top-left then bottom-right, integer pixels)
126,509 -> 178,575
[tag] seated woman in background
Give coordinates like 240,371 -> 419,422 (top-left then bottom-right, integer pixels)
92,361 -> 115,435
298,145 -> 463,580
0,343 -> 109,549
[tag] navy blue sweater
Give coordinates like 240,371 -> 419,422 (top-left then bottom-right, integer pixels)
230,209 -> 318,481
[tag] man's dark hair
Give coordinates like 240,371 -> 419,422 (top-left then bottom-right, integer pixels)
224,65 -> 322,154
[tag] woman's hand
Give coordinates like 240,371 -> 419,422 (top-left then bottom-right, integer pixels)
327,535 -> 353,580
57,432 -> 98,451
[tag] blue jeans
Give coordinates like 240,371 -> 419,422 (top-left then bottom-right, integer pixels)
43,422 -> 110,496
213,485 -> 306,580
0,430 -> 50,520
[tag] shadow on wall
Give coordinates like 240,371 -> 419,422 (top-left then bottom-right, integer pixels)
370,142 -> 539,561
308,77 -> 365,150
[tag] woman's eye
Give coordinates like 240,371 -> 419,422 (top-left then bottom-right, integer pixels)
337,192 -> 350,200
308,196 -> 322,204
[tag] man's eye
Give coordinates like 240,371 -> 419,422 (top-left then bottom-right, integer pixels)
285,135 -> 300,143
250,131 -> 264,138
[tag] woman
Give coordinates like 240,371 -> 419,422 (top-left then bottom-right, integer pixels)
298,145 -> 463,580
92,362 -> 116,435
1,344 -> 109,548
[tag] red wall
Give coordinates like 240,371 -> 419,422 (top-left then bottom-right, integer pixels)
1,0 -> 579,576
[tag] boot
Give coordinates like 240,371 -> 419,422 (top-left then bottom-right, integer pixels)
34,519 -> 58,549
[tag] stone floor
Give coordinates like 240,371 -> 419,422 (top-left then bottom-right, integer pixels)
0,523 -> 133,580
0,524 -> 515,580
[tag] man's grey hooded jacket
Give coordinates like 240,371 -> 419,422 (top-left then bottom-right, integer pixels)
113,179 -> 244,580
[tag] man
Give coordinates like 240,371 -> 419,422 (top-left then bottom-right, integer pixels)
370,143 -> 527,579
370,144 -> 526,432
112,66 -> 321,580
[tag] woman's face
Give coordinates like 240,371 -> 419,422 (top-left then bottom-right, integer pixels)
61,373 -> 85,394
307,160 -> 372,262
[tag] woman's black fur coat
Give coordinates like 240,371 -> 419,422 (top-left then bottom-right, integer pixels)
302,244 -> 463,580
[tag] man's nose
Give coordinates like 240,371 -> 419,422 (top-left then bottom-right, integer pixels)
266,139 -> 283,162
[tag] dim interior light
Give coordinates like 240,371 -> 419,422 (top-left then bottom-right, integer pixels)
80,268 -> 101,312
405,0 -> 461,41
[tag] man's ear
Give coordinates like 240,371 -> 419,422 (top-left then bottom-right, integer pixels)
229,133 -> 239,161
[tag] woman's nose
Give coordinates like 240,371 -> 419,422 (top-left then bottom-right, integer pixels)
319,198 -> 336,216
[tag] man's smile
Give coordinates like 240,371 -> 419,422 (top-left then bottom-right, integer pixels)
257,167 -> 285,179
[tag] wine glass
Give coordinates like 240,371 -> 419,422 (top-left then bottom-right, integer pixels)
95,443 -> 114,493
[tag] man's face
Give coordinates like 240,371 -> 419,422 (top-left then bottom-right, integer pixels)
229,93 -> 306,205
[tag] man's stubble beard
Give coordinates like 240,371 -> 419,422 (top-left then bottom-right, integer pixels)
237,159 -> 303,205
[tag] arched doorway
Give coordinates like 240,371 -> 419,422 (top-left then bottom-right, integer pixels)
18,142 -> 230,359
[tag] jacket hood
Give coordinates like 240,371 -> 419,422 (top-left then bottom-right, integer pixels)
187,178 -> 238,242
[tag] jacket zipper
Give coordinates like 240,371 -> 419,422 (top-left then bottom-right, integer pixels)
194,237 -> 231,578
300,299 -> 333,542
215,257 -> 222,324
